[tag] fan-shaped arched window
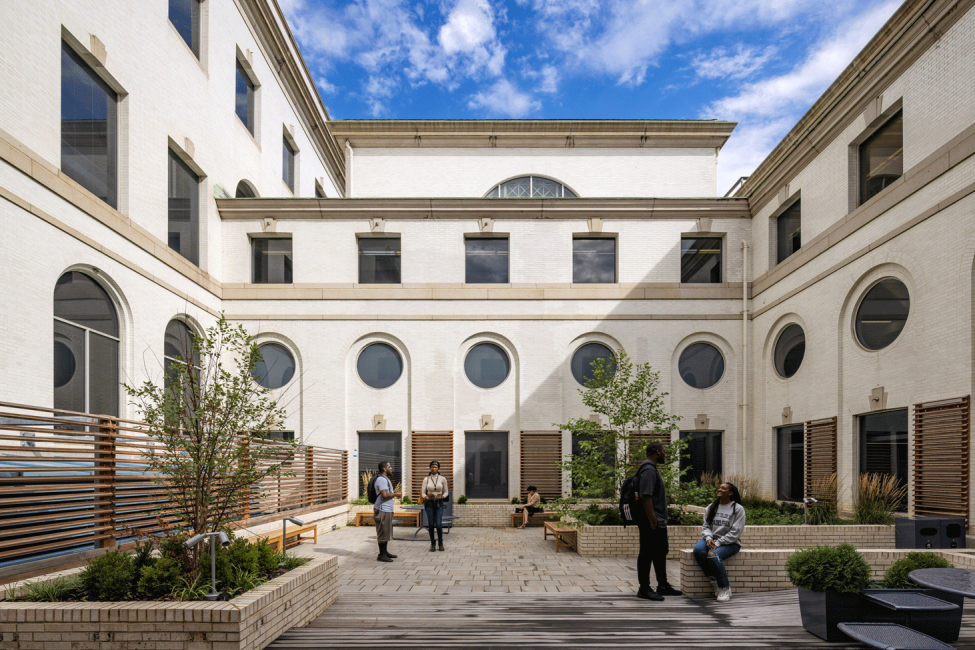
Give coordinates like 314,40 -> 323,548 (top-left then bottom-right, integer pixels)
235,180 -> 258,198
484,176 -> 577,198
53,271 -> 120,415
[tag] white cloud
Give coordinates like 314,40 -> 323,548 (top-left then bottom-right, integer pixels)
316,77 -> 338,94
439,0 -> 496,54
692,45 -> 777,81
468,79 -> 541,117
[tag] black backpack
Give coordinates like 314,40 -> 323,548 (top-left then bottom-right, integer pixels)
367,474 -> 380,504
619,463 -> 652,527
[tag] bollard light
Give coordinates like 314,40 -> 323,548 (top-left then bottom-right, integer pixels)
802,497 -> 818,526
185,532 -> 229,600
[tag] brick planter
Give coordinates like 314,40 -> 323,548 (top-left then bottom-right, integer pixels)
0,554 -> 338,650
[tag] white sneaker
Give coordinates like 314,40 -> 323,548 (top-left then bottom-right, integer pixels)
707,577 -> 718,596
716,587 -> 732,602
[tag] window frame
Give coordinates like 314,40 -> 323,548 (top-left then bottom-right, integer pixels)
484,175 -> 577,198
856,108 -> 904,207
357,235 -> 402,284
251,341 -> 297,390
167,147 -> 202,266
572,234 -> 617,284
679,430 -> 722,484
464,234 -> 510,284
168,0 -> 202,59
234,55 -> 258,137
464,430 -> 509,499
251,234 -> 293,284
775,424 -> 805,502
680,235 -> 724,284
773,197 -> 802,266
282,129 -> 298,194
356,342 -> 404,390
857,408 -> 909,512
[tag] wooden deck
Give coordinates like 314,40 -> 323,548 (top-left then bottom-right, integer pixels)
268,589 -> 975,649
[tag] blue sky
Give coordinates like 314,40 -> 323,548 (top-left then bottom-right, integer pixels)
280,0 -> 901,194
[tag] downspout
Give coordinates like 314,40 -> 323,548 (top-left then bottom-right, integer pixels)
741,240 -> 749,475
345,139 -> 354,197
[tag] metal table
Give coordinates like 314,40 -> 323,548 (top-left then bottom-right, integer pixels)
395,505 -> 427,541
910,568 -> 975,598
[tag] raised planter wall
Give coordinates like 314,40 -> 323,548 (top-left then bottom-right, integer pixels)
350,503 -> 533,527
577,525 -> 896,559
0,555 -> 338,650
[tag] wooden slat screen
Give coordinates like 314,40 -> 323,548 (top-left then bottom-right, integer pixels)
914,396 -> 970,523
520,432 -> 562,500
805,417 -> 837,498
410,431 -> 453,498
628,430 -> 671,465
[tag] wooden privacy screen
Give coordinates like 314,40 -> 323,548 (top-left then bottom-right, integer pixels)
628,430 -> 671,464
805,417 -> 837,497
520,432 -> 562,500
914,396 -> 970,522
410,431 -> 453,498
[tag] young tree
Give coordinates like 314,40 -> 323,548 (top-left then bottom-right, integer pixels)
125,316 -> 294,571
555,350 -> 681,499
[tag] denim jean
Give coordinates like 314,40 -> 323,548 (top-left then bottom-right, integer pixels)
425,499 -> 444,542
692,538 -> 741,589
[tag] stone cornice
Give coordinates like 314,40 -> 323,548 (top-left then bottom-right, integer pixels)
328,120 -> 737,149
216,197 -> 752,220
737,0 -> 974,211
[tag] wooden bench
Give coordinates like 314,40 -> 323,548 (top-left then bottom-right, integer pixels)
510,511 -> 560,527
543,521 -> 577,553
258,523 -> 318,553
355,510 -> 421,528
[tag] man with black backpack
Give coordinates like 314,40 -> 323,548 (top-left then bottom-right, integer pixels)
632,441 -> 682,601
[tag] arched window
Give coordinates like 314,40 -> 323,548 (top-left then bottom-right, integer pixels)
235,180 -> 258,198
53,271 -> 120,415
484,176 -> 577,198
164,319 -> 199,390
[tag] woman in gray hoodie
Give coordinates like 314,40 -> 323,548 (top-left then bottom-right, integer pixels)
693,482 -> 746,602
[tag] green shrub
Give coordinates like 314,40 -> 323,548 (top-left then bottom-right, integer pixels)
511,497 -> 521,505
225,537 -> 259,574
884,552 -> 953,589
137,556 -> 184,599
172,573 -> 210,602
786,544 -> 871,593
350,496 -> 369,505
225,566 -> 266,594
457,495 -> 468,504
79,549 -> 136,601
574,504 -> 623,526
281,554 -> 309,571
401,495 -> 413,505
676,481 -> 718,508
13,576 -> 79,602
668,509 -> 703,526
159,533 -> 191,566
255,538 -> 278,575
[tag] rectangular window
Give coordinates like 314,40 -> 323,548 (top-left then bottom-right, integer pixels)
358,237 -> 401,284
859,409 -> 908,511
61,42 -> 118,208
776,425 -> 805,501
465,431 -> 508,499
465,237 -> 509,283
573,237 -> 616,283
859,111 -> 903,206
282,137 -> 296,193
679,431 -> 722,483
357,432 -> 402,498
681,237 -> 722,283
235,60 -> 255,134
169,0 -> 201,57
168,150 -> 200,266
252,237 -> 293,284
776,200 -> 802,265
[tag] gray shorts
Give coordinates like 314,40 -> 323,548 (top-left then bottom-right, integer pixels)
374,510 -> 393,542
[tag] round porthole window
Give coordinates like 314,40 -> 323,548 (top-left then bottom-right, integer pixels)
252,343 -> 296,389
679,343 -> 725,389
773,324 -> 806,379
464,343 -> 510,389
357,343 -> 403,389
571,342 -> 616,386
855,278 -> 910,350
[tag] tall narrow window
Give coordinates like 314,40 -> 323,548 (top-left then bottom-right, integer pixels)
681,237 -> 722,283
358,237 -> 401,284
573,237 -> 616,283
776,425 -> 805,501
54,272 -> 120,416
252,237 -> 293,283
358,432 -> 402,497
776,200 -> 801,264
680,431 -> 722,483
282,137 -> 296,193
235,60 -> 255,134
163,319 -> 199,398
859,409 -> 908,511
465,237 -> 508,283
168,150 -> 200,266
859,111 -> 903,205
61,42 -> 118,208
169,0 -> 201,57
465,431 -> 508,499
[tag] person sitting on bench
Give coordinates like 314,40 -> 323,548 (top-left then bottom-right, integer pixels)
516,486 -> 543,528
693,482 -> 746,602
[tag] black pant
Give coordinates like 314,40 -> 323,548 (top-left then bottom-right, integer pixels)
636,521 -> 670,590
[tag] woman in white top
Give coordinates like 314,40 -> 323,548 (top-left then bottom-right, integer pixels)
693,482 -> 746,602
422,461 -> 449,552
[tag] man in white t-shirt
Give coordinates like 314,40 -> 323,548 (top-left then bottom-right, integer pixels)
374,461 -> 402,562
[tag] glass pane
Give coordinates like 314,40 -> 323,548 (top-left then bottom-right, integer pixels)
680,431 -> 722,484
168,150 -> 200,266
235,181 -> 256,198
777,200 -> 802,264
235,61 -> 254,133
54,272 -> 119,337
358,238 -> 401,284
860,112 -> 903,205
465,432 -> 508,499
570,342 -> 615,386
571,431 -> 615,497
253,238 -> 293,284
774,324 -> 806,378
681,237 -> 722,283
532,177 -> 561,197
777,425 -> 805,501
61,43 -> 117,208
855,278 -> 910,350
252,343 -> 295,389
169,0 -> 200,57
859,410 -> 908,511
679,343 -> 725,389
357,343 -> 402,389
464,343 -> 510,389
563,186 -> 577,198
358,432 -> 402,497
465,238 -> 508,283
88,333 -> 119,416
573,238 -> 616,283
484,186 -> 499,198
164,320 -> 198,367
282,139 -> 295,193
54,320 -> 86,413
499,177 -> 530,198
